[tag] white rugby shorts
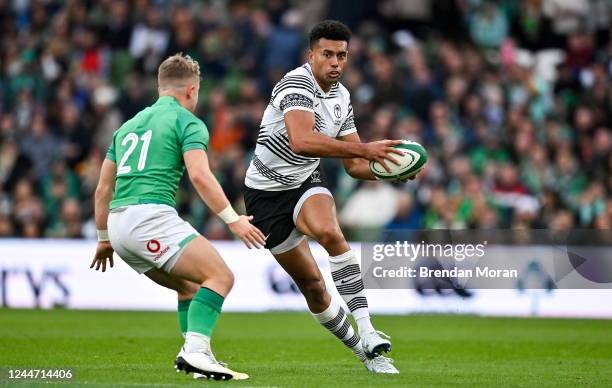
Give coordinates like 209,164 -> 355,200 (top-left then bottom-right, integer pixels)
107,204 -> 199,274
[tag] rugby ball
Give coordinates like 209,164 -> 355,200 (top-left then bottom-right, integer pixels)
369,140 -> 428,180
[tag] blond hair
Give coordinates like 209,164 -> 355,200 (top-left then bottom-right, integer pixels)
157,53 -> 200,89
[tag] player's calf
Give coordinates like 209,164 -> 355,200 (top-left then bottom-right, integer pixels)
295,276 -> 330,312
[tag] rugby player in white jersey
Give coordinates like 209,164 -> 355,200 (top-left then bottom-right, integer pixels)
244,20 -> 408,374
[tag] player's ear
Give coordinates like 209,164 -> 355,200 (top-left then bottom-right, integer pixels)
186,84 -> 196,99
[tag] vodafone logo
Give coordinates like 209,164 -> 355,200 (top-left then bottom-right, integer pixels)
146,239 -> 170,262
146,240 -> 161,253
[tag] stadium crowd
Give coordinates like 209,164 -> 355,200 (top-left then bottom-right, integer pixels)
0,0 -> 610,240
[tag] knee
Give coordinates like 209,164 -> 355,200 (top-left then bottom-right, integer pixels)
197,263 -> 234,287
297,277 -> 327,304
313,224 -> 345,248
218,268 -> 234,292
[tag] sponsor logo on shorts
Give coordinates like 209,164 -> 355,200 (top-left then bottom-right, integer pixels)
146,240 -> 161,253
146,239 -> 170,262
153,246 -> 171,262
310,171 -> 322,183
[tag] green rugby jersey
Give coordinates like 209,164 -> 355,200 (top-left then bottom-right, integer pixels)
105,96 -> 209,209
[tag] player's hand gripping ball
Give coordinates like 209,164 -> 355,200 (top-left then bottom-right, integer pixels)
369,140 -> 428,181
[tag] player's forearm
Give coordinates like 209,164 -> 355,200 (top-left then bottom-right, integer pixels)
191,170 -> 231,214
291,131 -> 365,158
345,159 -> 377,180
94,159 -> 117,238
94,187 -> 113,230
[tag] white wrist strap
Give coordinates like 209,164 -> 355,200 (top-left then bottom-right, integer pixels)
218,205 -> 240,224
97,229 -> 109,242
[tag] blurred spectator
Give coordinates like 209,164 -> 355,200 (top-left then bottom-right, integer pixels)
129,6 -> 169,74
48,198 -> 84,238
21,113 -> 60,179
91,84 -> 122,154
12,179 -> 44,237
40,159 -> 81,234
58,103 -> 91,167
511,0 -> 556,50
0,137 -> 32,192
262,10 -> 305,77
469,2 -> 509,49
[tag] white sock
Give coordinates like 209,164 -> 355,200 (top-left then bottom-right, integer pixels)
184,331 -> 211,353
329,250 -> 373,335
312,298 -> 367,362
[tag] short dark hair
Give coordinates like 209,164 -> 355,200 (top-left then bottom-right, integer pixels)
309,20 -> 351,48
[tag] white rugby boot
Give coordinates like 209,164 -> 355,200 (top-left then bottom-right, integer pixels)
361,330 -> 392,358
175,347 -> 249,380
175,347 -> 207,380
363,355 -> 399,374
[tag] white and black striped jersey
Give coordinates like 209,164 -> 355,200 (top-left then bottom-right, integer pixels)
244,63 -> 357,191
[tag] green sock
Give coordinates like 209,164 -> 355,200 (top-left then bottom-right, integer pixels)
187,287 -> 224,337
177,299 -> 192,335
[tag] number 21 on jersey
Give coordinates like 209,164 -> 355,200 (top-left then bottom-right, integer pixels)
117,130 -> 152,175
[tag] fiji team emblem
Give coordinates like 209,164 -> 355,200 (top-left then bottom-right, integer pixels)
333,104 -> 342,123
310,170 -> 322,183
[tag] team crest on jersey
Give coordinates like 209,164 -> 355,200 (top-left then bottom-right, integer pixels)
310,170 -> 322,183
333,104 -> 342,125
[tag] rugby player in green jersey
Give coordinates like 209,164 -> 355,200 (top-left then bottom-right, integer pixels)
90,54 -> 265,381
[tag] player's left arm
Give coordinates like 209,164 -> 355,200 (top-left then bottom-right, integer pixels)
91,159 -> 116,272
337,132 -> 377,180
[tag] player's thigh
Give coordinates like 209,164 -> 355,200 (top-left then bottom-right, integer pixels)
144,268 -> 200,299
295,193 -> 344,240
169,236 -> 234,291
273,239 -> 326,288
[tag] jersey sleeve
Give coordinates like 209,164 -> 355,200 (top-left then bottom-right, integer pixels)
182,120 -> 209,153
105,132 -> 117,162
270,74 -> 316,114
337,103 -> 357,137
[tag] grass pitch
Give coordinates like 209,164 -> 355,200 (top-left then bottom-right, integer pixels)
0,309 -> 611,387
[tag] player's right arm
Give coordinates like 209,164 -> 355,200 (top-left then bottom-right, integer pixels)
285,110 -> 402,172
183,149 -> 266,249
91,158 -> 116,272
